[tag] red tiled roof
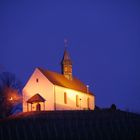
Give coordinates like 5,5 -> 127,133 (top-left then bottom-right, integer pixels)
27,94 -> 46,103
38,68 -> 93,95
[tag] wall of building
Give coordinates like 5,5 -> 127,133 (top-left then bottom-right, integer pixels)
54,85 -> 95,110
22,68 -> 54,112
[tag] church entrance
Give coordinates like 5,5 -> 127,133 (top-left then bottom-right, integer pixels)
26,93 -> 46,111
36,103 -> 41,111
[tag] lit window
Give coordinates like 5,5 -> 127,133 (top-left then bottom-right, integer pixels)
87,98 -> 90,109
64,92 -> 67,104
36,78 -> 39,83
76,95 -> 79,107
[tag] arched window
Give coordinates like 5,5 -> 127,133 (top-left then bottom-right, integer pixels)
64,92 -> 67,104
76,95 -> 79,107
87,98 -> 90,109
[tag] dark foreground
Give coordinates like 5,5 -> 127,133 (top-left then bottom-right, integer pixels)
0,110 -> 140,140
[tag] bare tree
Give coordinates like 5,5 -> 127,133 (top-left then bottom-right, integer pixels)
0,72 -> 22,118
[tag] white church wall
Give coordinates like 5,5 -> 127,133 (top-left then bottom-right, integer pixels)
22,68 -> 54,112
54,85 -> 95,110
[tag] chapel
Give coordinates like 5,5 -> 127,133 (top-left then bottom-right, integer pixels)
22,42 -> 95,112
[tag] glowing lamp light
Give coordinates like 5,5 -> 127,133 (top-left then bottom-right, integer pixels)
9,97 -> 13,101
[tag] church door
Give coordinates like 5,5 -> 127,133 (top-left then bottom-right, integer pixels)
36,103 -> 41,111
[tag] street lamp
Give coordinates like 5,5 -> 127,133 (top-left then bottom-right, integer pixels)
9,97 -> 13,101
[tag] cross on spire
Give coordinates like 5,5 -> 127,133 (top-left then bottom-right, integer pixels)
64,38 -> 68,49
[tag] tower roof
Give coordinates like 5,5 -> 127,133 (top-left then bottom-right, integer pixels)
61,49 -> 72,65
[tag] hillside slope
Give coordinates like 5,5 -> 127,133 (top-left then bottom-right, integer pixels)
0,110 -> 140,140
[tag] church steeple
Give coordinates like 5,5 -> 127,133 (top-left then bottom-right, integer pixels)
61,39 -> 73,80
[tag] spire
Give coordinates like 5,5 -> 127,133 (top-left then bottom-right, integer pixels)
61,49 -> 72,65
61,39 -> 73,80
61,39 -> 72,65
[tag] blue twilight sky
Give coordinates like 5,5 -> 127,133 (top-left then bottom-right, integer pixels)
0,0 -> 140,112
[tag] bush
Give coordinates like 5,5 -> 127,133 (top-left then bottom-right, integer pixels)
110,104 -> 117,111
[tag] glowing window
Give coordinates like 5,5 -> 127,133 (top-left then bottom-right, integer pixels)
64,92 -> 67,104
87,98 -> 90,109
76,95 -> 79,107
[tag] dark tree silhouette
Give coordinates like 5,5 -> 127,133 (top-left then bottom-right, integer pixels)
0,72 -> 22,118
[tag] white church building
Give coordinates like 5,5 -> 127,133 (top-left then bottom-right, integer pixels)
22,46 -> 95,112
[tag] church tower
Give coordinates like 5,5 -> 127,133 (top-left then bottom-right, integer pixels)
61,39 -> 73,80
